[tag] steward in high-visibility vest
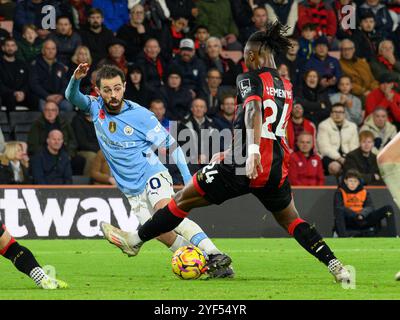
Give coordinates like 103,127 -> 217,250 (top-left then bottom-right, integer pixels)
333,169 -> 397,237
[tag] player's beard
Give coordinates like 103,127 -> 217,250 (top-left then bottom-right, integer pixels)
105,98 -> 123,114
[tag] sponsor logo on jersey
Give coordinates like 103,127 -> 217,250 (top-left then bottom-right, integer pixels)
109,121 -> 116,133
124,125 -> 134,136
239,78 -> 251,98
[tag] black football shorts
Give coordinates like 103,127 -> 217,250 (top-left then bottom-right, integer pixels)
193,163 -> 292,213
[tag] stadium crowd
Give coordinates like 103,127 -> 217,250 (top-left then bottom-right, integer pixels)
0,0 -> 399,188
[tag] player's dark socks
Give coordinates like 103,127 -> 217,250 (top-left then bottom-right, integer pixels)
2,242 -> 41,275
288,218 -> 336,266
1,240 -> 48,285
138,199 -> 188,242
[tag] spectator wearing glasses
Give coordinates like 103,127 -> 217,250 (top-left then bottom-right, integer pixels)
317,103 -> 359,176
339,38 -> 379,99
27,101 -> 85,175
199,68 -> 233,118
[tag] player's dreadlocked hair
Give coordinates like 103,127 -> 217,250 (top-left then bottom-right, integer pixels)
247,21 -> 292,56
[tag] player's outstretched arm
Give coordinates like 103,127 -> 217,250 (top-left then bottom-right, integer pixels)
244,100 -> 263,179
65,63 -> 91,113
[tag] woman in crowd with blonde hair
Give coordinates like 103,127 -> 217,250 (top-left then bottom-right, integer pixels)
69,45 -> 93,94
0,141 -> 31,184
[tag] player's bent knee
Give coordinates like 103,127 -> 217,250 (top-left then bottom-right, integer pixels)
0,228 -> 13,252
153,198 -> 170,211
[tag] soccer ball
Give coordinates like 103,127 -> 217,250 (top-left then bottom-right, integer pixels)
171,245 -> 206,280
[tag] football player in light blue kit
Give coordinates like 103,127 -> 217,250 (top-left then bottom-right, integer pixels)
66,63 -> 232,277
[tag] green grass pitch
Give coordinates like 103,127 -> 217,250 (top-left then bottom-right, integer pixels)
0,238 -> 399,300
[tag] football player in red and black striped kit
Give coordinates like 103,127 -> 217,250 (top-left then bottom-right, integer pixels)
101,22 -> 351,283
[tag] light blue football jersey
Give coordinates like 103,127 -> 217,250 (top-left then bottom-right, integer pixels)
66,77 -> 192,195
92,98 -> 170,195
74,93 -> 169,195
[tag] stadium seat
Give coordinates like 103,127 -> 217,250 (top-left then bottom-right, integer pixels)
325,175 -> 339,186
60,111 -> 77,124
9,111 -> 41,128
15,105 -> 30,111
9,111 -> 41,142
0,111 -> 12,140
14,132 -> 29,142
72,175 -> 91,185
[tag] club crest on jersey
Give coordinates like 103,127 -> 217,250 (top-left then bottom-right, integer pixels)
239,79 -> 251,98
109,121 -> 117,133
124,125 -> 134,136
312,159 -> 318,167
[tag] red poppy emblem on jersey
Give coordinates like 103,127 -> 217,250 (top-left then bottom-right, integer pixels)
99,109 -> 105,120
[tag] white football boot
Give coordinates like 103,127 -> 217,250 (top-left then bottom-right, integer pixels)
100,222 -> 143,257
328,259 -> 351,284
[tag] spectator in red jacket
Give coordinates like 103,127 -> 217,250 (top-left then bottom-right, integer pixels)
288,131 -> 325,186
286,100 -> 317,152
365,73 -> 400,125
297,0 -> 337,41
